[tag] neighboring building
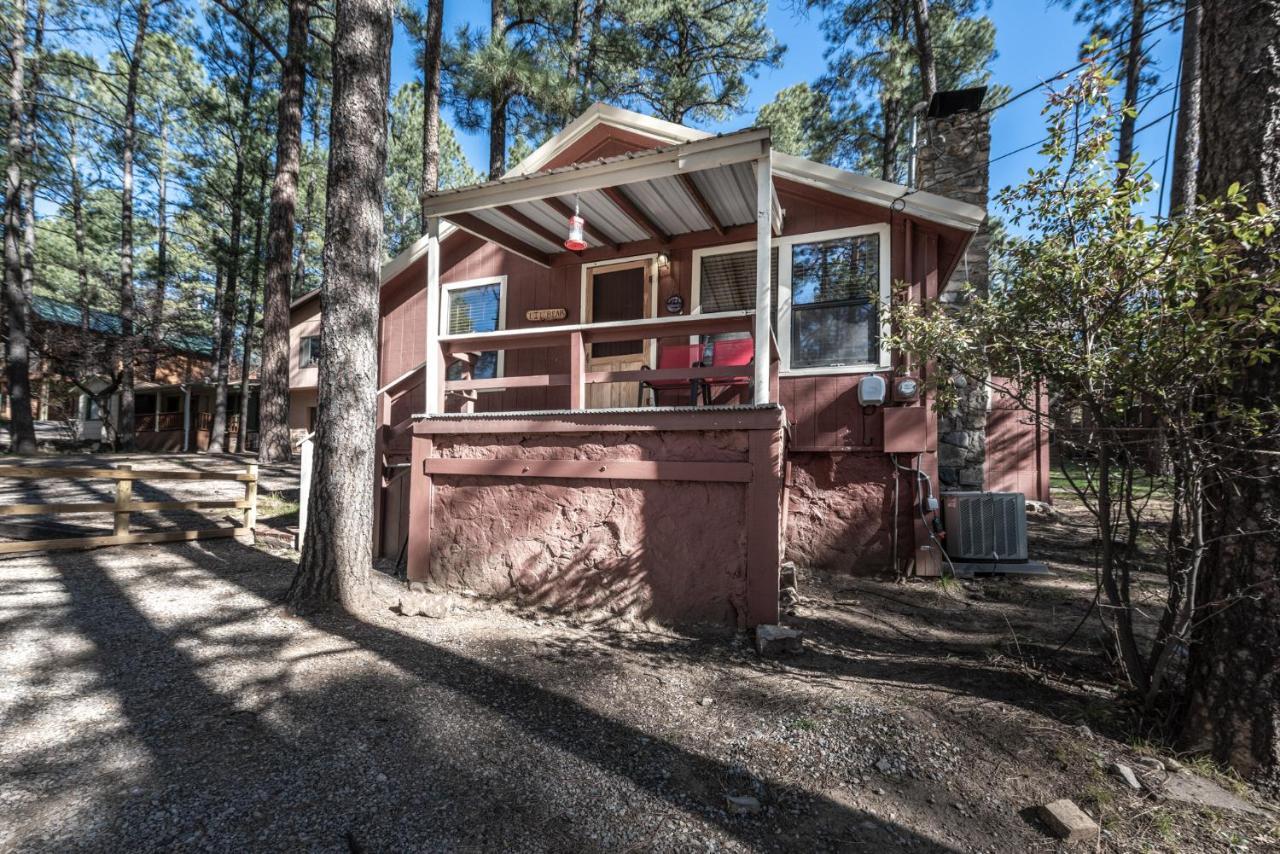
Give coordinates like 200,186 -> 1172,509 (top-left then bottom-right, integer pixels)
0,294 -> 258,452
301,103 -> 1049,626
287,291 -> 322,442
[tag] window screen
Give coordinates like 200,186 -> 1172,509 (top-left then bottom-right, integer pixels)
789,234 -> 880,368
445,281 -> 502,380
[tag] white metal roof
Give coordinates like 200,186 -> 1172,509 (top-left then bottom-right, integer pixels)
420,127 -> 783,267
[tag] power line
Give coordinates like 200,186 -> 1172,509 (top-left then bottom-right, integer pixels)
979,2 -> 1198,118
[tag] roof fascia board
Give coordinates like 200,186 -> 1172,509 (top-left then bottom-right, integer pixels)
772,151 -> 986,232
422,129 -> 771,219
507,103 -> 709,177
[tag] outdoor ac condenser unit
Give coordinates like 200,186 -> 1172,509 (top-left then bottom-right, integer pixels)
942,491 -> 1028,562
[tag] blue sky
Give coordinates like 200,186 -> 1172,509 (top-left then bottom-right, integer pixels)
390,1 -> 1185,214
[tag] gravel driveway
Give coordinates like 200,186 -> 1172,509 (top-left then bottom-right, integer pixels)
2,520 -> 1275,852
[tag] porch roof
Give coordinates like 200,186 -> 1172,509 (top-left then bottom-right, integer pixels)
419,127 -> 783,267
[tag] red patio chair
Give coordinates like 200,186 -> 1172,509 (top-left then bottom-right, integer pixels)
638,343 -> 704,406
701,337 -> 755,405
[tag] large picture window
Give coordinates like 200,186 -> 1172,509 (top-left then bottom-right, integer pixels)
692,225 -> 889,374
444,279 -> 505,380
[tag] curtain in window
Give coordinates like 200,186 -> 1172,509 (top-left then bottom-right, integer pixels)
790,234 -> 879,368
446,282 -> 502,380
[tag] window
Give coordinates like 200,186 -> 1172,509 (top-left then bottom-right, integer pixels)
788,233 -> 881,369
697,248 -> 779,336
443,279 -> 505,380
692,225 -> 889,374
300,334 -> 321,368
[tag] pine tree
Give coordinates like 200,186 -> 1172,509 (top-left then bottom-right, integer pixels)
1179,0 -> 1280,783
288,0 -> 395,613
796,0 -> 995,178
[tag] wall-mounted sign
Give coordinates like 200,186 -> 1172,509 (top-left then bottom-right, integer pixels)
665,294 -> 684,315
525,307 -> 567,322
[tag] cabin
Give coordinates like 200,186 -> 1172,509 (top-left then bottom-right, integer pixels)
310,104 -> 1047,627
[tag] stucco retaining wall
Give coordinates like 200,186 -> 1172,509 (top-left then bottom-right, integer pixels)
415,428 -> 767,626
784,452 -> 906,574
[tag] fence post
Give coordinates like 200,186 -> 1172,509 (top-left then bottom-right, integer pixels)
240,462 -> 258,543
114,465 -> 132,537
295,434 -> 313,552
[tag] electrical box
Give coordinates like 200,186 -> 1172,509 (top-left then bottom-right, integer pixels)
857,375 -> 887,407
883,406 -> 928,453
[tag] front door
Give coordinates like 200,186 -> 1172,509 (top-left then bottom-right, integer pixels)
586,261 -> 651,409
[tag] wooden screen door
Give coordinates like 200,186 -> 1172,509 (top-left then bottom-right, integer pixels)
586,260 -> 652,408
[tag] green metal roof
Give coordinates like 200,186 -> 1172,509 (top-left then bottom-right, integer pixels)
32,295 -> 214,357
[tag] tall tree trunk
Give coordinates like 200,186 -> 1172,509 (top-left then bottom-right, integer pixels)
289,0 -> 394,613
20,0 -> 43,317
4,0 -> 36,454
419,0 -> 443,212
487,0 -> 507,180
211,37 -> 260,454
1169,0 -> 1201,213
258,0 -> 309,464
117,0 -> 152,452
1116,0 -> 1146,182
1179,0 -> 1280,783
910,0 -> 936,107
237,169 -> 268,454
567,0 -> 587,111
150,116 -> 169,380
294,166 -> 315,295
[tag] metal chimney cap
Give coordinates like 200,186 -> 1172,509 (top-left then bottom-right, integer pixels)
927,86 -> 989,119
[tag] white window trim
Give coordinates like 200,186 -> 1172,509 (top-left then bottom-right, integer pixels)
300,334 -> 321,369
440,275 -> 509,386
690,223 -> 892,376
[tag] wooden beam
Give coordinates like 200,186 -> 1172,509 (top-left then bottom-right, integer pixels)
676,173 -> 725,236
601,186 -> 670,243
569,330 -> 586,409
423,215 -> 444,414
0,465 -> 253,482
542,197 -> 620,250
0,527 -> 248,556
422,458 -> 753,483
414,407 -> 786,435
440,310 -> 753,354
753,154 -> 772,405
447,212 -> 553,266
496,205 -> 580,255
0,499 -> 249,516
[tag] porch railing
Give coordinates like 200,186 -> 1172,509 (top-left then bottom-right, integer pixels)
435,310 -> 778,411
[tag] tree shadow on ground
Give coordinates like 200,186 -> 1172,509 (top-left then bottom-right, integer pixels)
3,540 -> 968,852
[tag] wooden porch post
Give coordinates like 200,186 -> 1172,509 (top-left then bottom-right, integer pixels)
424,215 -> 443,413
753,152 -> 772,405
569,330 -> 585,409
406,431 -> 434,582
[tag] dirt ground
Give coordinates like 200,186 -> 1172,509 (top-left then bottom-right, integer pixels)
1,477 -> 1277,852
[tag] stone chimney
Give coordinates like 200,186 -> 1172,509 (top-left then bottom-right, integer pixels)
914,108 -> 992,491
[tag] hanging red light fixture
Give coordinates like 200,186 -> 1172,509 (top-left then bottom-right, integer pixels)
564,195 -> 588,251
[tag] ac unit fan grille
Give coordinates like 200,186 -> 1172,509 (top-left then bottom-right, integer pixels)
945,492 -> 1028,561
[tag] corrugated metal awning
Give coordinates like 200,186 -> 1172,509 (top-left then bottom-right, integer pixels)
420,128 -> 783,266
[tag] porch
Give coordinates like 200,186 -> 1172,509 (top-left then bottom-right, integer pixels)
382,127 -> 788,626
132,384 -> 259,453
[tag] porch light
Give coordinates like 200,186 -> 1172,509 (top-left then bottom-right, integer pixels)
564,196 -> 588,251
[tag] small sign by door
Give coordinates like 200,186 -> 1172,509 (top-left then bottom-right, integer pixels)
525,307 -> 567,322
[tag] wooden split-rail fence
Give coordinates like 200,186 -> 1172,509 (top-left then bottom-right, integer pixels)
0,463 -> 258,555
